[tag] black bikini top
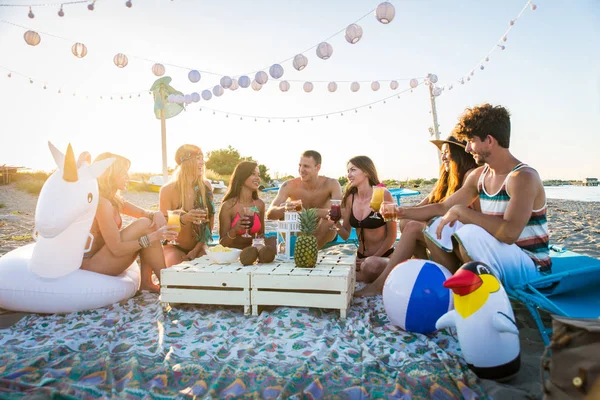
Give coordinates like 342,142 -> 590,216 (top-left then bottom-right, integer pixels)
349,194 -> 386,229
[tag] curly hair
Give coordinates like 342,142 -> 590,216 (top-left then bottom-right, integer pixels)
454,104 -> 511,148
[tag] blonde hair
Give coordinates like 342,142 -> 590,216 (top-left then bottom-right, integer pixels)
173,144 -> 207,209
94,152 -> 131,211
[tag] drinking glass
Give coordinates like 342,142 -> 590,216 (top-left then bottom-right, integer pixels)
328,199 -> 342,230
242,206 -> 255,238
382,201 -> 397,222
369,186 -> 385,219
195,206 -> 208,224
285,200 -> 303,212
167,210 -> 183,245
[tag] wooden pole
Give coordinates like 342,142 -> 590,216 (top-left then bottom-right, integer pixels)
159,87 -> 168,184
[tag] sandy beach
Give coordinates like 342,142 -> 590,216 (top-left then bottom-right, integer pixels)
1,183 -> 599,398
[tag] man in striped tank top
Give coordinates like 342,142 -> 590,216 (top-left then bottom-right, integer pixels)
397,104 -> 551,288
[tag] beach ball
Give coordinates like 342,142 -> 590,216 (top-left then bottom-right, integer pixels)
383,259 -> 453,334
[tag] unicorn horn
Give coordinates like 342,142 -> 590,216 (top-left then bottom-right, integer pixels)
63,144 -> 79,182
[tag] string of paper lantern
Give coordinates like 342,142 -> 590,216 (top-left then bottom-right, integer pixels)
0,0 -> 134,19
192,83 -> 422,123
439,0 -> 537,92
0,1 -> 396,83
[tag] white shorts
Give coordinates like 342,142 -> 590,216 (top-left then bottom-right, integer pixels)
424,218 -> 543,288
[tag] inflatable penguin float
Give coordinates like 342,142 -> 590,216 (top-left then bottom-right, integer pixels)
435,261 -> 520,380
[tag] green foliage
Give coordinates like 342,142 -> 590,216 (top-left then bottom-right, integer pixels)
205,169 -> 230,186
338,176 -> 348,187
258,164 -> 271,183
0,202 -> 5,209
382,179 -> 398,187
206,146 -> 254,176
543,180 -> 572,187
16,179 -> 46,195
279,175 -> 295,181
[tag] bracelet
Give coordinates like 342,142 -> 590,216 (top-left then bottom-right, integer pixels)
138,235 -> 151,248
226,230 -> 236,240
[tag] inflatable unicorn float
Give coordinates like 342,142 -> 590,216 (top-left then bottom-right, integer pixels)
0,142 -> 140,313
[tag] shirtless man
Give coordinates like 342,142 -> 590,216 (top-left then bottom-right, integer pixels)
266,150 -> 342,249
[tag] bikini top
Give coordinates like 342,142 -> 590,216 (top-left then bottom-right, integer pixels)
349,193 -> 386,229
231,203 -> 262,235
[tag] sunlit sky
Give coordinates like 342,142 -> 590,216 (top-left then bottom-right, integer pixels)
1,0 -> 599,181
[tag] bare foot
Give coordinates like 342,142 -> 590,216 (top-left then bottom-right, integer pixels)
354,283 -> 383,298
140,281 -> 160,293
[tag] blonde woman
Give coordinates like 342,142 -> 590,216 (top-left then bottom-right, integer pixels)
160,144 -> 215,267
81,153 -> 176,292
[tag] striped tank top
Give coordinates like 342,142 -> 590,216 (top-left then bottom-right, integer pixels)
478,163 -> 551,272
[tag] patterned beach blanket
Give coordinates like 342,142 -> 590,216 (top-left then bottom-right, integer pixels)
0,292 -> 486,399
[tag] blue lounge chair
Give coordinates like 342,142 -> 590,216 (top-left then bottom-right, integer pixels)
388,187 -> 420,205
506,245 -> 600,345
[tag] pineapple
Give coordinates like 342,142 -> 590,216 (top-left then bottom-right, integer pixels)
295,208 -> 319,268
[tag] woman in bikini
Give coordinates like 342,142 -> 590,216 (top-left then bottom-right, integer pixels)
332,156 -> 397,282
160,144 -> 215,267
218,161 -> 276,261
355,134 -> 478,296
81,152 -> 177,292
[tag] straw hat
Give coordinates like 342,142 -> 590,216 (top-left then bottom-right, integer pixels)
430,135 -> 467,150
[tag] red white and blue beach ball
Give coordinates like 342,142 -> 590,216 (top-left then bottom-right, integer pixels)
382,259 -> 454,334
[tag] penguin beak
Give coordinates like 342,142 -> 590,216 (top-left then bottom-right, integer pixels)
443,269 -> 482,296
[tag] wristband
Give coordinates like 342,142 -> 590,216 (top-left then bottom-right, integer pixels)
226,230 -> 236,240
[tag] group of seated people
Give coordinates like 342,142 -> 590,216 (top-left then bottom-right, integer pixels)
81,103 -> 551,295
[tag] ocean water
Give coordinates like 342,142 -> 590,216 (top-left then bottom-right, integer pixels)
544,185 -> 600,202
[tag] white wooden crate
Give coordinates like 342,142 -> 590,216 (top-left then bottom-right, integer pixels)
160,256 -> 255,315
250,254 -> 356,319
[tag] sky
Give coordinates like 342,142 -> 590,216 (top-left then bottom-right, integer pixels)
0,0 -> 599,181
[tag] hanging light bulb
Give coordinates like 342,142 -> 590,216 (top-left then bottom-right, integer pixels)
485,56 -> 490,62
28,6 -> 34,18
502,35 -> 508,42
509,20 -> 515,26
125,0 -> 132,7
480,65 -> 485,70
87,1 -> 95,11
43,84 -> 47,89
58,5 -> 64,17
530,3 -> 537,10
7,72 -> 11,78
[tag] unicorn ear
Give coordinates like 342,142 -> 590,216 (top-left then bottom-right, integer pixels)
86,157 -> 115,179
77,151 -> 92,168
48,141 -> 65,170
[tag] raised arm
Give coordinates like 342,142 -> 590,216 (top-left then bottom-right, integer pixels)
373,190 -> 397,256
439,168 -> 540,244
122,200 -> 166,228
266,181 -> 291,220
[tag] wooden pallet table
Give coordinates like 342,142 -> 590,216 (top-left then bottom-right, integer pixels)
250,254 -> 355,319
160,256 -> 255,315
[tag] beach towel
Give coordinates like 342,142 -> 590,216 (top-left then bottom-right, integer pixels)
0,292 -> 486,399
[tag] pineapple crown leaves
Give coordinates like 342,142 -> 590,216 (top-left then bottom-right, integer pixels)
298,208 -> 318,235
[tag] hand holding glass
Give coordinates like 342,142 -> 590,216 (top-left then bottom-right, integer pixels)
381,202 -> 397,222
242,207 -> 255,238
328,200 -> 342,230
192,206 -> 208,224
369,186 -> 385,219
284,200 -> 303,212
166,210 -> 183,245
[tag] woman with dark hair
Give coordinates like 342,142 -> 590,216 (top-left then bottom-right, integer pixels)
218,162 -> 275,260
160,144 -> 215,267
355,134 -> 477,297
332,156 -> 397,282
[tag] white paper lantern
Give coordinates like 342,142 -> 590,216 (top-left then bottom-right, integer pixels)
167,94 -> 176,103
433,87 -> 442,97
428,74 -> 438,83
303,82 -> 313,93
371,81 -> 380,91
390,80 -> 399,90
251,80 -> 262,91
113,53 -> 128,68
345,24 -> 363,44
238,76 -> 251,88
191,92 -> 200,102
229,78 -> 239,91
24,30 -> 41,46
213,85 -> 224,97
220,76 -> 232,89
152,63 -> 165,77
350,82 -> 360,92
316,42 -> 333,60
188,70 -> 201,83
500,45 -> 506,50
327,82 -> 338,92
485,56 -> 490,62
409,78 -> 419,89
375,2 -> 395,24
293,54 -> 308,71
71,42 -> 87,58
269,64 -> 284,79
509,20 -> 515,26
480,65 -> 485,70
184,94 -> 193,104
255,71 -> 268,85
530,3 -> 537,10
279,81 -> 290,92
201,90 -> 212,101
174,95 -> 185,104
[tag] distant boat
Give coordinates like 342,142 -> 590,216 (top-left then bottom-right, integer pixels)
211,180 -> 227,194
